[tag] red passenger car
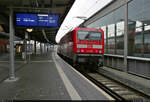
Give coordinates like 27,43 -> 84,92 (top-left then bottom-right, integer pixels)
57,27 -> 104,71
0,39 -> 9,53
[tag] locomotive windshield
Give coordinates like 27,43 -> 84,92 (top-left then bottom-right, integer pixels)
77,30 -> 102,41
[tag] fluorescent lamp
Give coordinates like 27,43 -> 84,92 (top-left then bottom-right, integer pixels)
26,28 -> 33,32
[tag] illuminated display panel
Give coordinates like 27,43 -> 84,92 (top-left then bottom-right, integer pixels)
16,13 -> 59,27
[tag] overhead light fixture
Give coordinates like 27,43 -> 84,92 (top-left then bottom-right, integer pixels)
26,28 -> 33,32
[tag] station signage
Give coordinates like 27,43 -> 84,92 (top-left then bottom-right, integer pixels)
16,13 -> 59,27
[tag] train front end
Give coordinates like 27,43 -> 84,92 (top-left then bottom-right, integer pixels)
73,27 -> 104,70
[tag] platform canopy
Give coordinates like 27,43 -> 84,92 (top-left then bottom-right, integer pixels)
55,0 -> 114,43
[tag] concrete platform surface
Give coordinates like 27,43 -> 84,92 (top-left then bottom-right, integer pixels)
0,49 -> 114,100
0,61 -> 26,83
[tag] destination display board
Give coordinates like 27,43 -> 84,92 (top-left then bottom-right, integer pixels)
16,13 -> 59,27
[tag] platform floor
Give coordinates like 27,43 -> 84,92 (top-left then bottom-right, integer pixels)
0,48 -> 114,100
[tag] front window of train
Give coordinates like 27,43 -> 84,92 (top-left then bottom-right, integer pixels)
77,30 -> 102,41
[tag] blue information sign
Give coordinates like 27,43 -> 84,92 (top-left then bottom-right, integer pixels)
37,14 -> 59,27
16,14 -> 38,26
16,13 -> 59,27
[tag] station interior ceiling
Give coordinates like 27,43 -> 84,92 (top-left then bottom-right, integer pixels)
0,0 -> 75,44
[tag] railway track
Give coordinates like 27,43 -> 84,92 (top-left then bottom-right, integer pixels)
60,55 -> 150,101
83,71 -> 150,102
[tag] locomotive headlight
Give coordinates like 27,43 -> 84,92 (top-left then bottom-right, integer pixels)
99,50 -> 102,53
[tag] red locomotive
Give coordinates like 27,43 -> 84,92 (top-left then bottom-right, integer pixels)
57,27 -> 104,71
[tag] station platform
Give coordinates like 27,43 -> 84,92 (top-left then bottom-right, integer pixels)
98,66 -> 150,96
0,49 -> 114,100
0,53 -> 9,61
0,53 -> 26,83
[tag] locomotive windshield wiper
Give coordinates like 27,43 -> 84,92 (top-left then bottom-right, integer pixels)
85,33 -> 90,40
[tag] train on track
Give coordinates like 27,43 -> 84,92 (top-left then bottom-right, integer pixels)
57,27 -> 104,71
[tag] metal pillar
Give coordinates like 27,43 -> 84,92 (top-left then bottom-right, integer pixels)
114,24 -> 117,54
24,32 -> 28,63
43,43 -> 45,53
106,26 -> 108,53
124,3 -> 128,72
40,43 -> 42,54
23,39 -> 26,61
28,35 -> 31,62
9,8 -> 15,80
34,40 -> 36,54
44,44 -> 46,53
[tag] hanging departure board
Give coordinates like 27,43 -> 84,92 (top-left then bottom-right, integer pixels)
16,13 -> 59,27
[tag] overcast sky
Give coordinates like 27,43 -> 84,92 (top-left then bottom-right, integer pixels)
55,0 -> 113,43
